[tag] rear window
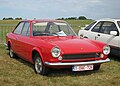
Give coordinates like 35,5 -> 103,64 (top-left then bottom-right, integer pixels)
117,21 -> 120,28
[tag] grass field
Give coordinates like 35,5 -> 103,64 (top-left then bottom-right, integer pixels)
0,20 -> 19,43
0,20 -> 120,86
0,20 -> 19,24
66,20 -> 93,33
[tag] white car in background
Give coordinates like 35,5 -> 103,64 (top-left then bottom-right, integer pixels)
78,19 -> 120,57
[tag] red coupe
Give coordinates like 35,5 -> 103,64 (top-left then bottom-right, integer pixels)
6,20 -> 110,75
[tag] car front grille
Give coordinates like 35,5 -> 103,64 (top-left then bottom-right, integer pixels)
62,53 -> 100,60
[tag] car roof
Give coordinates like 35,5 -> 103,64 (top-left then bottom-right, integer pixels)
96,18 -> 120,22
20,19 -> 66,23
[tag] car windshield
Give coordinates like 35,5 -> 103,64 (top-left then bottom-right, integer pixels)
32,22 -> 76,36
117,21 -> 120,28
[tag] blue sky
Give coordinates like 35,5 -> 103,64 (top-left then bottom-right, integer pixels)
0,0 -> 120,20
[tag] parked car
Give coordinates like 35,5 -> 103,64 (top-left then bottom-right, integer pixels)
78,19 -> 120,57
6,19 -> 110,75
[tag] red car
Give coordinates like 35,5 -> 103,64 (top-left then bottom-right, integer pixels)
6,19 -> 110,75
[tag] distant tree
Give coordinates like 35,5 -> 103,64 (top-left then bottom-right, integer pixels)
65,18 -> 68,20
57,16 -> 88,20
3,18 -> 6,20
8,17 -> 13,20
15,18 -> 22,20
57,17 -> 64,20
61,17 -> 64,20
78,16 -> 87,20
2,17 -> 13,20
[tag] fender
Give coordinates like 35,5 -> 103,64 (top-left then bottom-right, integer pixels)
32,47 -> 45,63
7,39 -> 12,49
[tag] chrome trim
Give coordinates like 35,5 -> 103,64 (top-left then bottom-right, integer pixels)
4,43 -> 9,50
45,58 -> 110,66
4,43 -> 8,47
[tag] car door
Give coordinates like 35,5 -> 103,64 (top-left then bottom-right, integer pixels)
78,21 -> 97,38
84,21 -> 103,40
92,21 -> 119,47
12,22 -> 24,55
117,21 -> 120,48
17,21 -> 33,60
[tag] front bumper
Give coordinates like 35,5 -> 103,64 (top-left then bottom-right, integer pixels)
45,58 -> 110,66
4,43 -> 9,50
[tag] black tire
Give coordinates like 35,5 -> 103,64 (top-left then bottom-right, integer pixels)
34,54 -> 49,75
93,64 -> 101,70
9,47 -> 16,58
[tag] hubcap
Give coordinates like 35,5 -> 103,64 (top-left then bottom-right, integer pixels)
35,57 -> 42,73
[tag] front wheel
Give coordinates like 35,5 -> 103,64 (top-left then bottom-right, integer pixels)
34,54 -> 49,75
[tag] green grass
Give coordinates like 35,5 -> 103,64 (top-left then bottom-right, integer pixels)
0,20 -> 20,24
0,20 -> 120,86
0,20 -> 19,42
0,45 -> 120,86
67,20 -> 93,33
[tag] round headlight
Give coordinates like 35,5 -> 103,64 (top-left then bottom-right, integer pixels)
51,47 -> 61,58
103,45 -> 110,55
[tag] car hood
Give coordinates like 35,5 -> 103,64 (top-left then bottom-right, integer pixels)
35,36 -> 102,54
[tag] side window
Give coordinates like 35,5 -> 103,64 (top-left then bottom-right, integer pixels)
99,22 -> 118,34
91,22 -> 102,32
21,22 -> 30,36
84,21 -> 96,30
13,22 -> 24,34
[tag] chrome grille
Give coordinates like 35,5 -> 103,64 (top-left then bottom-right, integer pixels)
62,53 -> 100,60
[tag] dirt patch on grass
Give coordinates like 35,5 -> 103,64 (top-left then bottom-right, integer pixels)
0,39 -> 3,43
0,56 -> 2,58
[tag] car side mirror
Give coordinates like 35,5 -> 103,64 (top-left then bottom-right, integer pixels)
110,31 -> 118,36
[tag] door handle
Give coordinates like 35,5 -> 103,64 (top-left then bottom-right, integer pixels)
98,34 -> 100,36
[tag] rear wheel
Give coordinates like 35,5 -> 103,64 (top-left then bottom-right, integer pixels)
34,54 -> 49,75
93,64 -> 101,70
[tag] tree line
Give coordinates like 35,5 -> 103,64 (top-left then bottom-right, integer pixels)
2,16 -> 88,20
57,16 -> 88,20
2,17 -> 22,20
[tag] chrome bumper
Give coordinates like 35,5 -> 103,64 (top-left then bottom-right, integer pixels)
45,58 -> 110,66
4,43 -> 9,50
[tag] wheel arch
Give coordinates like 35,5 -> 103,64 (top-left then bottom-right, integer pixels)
84,36 -> 88,38
7,40 -> 12,50
32,47 -> 44,63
